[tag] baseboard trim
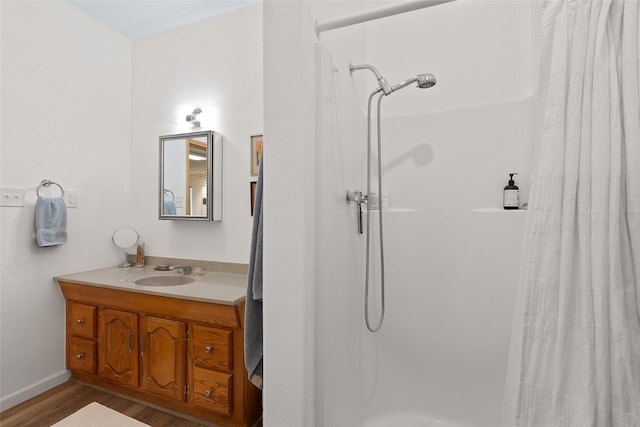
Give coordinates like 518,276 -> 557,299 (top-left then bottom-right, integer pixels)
0,369 -> 70,412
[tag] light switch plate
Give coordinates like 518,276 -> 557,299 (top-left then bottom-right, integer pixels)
0,187 -> 25,207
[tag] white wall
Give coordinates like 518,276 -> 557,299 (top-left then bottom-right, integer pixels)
262,1 -> 317,426
0,1 -> 262,410
0,0 -> 132,409
130,4 -> 263,262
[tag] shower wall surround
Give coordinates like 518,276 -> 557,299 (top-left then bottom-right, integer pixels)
314,1 -> 540,426
0,1 -> 262,411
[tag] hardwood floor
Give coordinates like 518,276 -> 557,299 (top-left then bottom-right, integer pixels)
0,379 -> 233,427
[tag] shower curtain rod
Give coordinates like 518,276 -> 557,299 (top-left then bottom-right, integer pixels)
315,0 -> 457,36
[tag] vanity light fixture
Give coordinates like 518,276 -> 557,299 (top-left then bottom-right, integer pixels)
185,107 -> 202,128
189,154 -> 207,161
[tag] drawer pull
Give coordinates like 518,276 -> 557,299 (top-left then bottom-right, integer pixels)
76,319 -> 84,325
204,345 -> 213,354
204,389 -> 212,398
76,353 -> 84,360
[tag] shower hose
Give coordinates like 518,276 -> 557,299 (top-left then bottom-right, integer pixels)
364,89 -> 386,333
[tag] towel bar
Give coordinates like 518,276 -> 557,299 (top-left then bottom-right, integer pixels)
37,179 -> 64,198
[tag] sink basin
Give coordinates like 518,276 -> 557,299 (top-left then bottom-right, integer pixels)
135,275 -> 196,286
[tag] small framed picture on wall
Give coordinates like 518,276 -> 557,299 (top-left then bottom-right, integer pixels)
251,134 -> 263,176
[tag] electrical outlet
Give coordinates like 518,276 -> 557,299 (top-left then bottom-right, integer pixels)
0,187 -> 25,207
65,190 -> 79,208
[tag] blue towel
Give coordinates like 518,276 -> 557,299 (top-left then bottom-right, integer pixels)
35,197 -> 67,247
245,155 -> 263,389
163,200 -> 177,215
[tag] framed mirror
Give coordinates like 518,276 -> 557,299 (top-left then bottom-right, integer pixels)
159,130 -> 222,221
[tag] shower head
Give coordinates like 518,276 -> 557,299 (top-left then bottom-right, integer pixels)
350,63 -> 437,95
390,73 -> 437,93
349,63 -> 393,95
416,73 -> 437,89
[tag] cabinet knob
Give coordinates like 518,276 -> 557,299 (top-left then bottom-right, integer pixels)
204,345 -> 213,354
204,389 -> 212,398
76,319 -> 84,325
76,353 -> 84,360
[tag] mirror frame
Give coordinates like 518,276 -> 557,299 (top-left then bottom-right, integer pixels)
159,130 -> 223,221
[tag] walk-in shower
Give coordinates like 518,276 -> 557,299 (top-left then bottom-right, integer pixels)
348,63 -> 436,332
315,1 -> 537,426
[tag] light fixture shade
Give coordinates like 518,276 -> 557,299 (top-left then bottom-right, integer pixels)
186,107 -> 203,128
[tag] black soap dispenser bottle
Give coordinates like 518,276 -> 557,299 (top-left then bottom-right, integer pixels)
503,173 -> 519,210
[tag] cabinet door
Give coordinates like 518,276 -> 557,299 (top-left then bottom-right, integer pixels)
99,308 -> 139,387
141,315 -> 187,401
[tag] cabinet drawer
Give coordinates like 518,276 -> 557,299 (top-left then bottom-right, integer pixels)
192,325 -> 232,372
192,366 -> 232,416
69,302 -> 96,339
68,336 -> 96,374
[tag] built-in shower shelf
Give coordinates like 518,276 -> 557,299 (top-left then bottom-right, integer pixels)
366,208 -> 418,213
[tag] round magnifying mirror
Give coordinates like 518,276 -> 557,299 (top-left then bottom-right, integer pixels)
112,227 -> 139,268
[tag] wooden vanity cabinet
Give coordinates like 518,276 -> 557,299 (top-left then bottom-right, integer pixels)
59,281 -> 261,427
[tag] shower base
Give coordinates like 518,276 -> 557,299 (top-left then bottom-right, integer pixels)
364,412 -> 476,427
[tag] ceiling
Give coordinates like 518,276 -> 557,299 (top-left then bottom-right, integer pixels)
66,0 -> 261,39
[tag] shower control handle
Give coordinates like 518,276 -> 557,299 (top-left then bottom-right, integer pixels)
346,191 -> 366,235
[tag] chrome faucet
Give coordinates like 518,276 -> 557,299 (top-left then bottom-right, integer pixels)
169,265 -> 192,275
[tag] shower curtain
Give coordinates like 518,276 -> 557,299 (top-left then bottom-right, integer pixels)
504,1 -> 640,426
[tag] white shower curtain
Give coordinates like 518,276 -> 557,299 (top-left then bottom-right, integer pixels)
504,1 -> 640,426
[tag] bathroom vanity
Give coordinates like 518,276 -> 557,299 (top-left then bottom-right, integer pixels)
56,265 -> 261,427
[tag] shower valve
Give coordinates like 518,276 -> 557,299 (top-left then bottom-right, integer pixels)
346,191 -> 366,235
346,190 -> 366,204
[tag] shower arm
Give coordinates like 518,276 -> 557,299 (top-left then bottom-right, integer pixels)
350,63 -> 392,95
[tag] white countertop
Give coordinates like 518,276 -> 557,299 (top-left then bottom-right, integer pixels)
55,266 -> 248,305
